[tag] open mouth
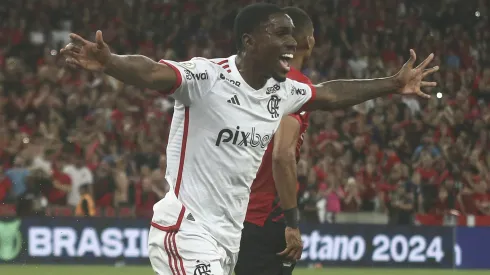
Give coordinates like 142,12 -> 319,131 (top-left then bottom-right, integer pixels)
279,53 -> 294,72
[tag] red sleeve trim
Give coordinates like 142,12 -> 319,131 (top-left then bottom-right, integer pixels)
150,205 -> 186,232
158,60 -> 183,95
299,84 -> 317,112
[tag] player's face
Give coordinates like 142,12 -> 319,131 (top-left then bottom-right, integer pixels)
295,26 -> 315,64
255,13 -> 297,82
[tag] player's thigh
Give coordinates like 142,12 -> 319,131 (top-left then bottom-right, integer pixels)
148,226 -> 225,275
148,227 -> 177,275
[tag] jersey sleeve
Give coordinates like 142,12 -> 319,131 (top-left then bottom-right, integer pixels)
284,79 -> 317,114
158,58 -> 218,106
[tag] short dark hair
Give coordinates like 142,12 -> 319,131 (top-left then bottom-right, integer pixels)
282,7 -> 313,38
234,3 -> 283,52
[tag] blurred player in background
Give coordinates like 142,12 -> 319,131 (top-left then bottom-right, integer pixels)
60,2 -> 438,274
235,7 -> 315,275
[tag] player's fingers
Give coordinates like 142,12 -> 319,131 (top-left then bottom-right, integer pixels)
60,48 -> 73,57
406,49 -> 416,68
277,247 -> 291,257
422,66 -> 439,77
294,248 -> 303,260
416,89 -> 431,99
69,33 -> 89,46
63,43 -> 82,53
287,248 -> 297,260
61,49 -> 80,59
65,57 -> 82,67
416,53 -> 434,70
421,81 -> 437,87
95,30 -> 105,49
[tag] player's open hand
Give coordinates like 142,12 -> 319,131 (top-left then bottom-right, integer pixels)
60,30 -> 111,72
395,49 -> 439,99
277,226 -> 303,261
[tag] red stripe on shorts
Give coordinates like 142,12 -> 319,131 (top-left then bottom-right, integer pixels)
170,232 -> 181,275
172,232 -> 187,275
164,231 -> 178,275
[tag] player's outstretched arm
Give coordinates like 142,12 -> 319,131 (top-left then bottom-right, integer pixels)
305,50 -> 439,111
60,31 -> 176,91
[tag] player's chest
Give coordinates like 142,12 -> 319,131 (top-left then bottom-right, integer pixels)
202,81 -> 289,125
190,82 -> 290,149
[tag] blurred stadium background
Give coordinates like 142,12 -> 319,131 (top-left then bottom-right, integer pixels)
1,0 -> 490,274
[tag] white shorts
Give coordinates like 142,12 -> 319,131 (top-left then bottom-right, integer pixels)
148,197 -> 238,275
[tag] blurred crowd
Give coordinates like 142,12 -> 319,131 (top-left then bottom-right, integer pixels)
1,0 -> 490,224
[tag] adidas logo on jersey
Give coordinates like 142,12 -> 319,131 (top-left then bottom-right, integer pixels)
227,95 -> 240,105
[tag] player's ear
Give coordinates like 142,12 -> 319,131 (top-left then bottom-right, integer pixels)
306,34 -> 315,50
242,33 -> 255,51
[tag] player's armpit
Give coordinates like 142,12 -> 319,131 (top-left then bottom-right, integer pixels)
272,115 -> 301,211
105,54 -> 178,91
303,76 -> 399,111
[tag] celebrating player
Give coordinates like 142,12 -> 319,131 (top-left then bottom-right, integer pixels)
60,3 -> 438,275
235,7 -> 315,275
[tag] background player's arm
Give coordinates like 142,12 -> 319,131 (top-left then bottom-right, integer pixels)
105,55 -> 177,91
272,115 -> 301,212
273,115 -> 304,261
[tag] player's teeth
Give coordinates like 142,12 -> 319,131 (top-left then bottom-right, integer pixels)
281,54 -> 293,59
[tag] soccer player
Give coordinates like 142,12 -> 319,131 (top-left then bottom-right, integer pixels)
60,3 -> 438,275
234,7 -> 315,275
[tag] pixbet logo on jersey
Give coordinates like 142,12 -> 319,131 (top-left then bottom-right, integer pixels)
215,126 -> 273,148
184,69 -> 209,81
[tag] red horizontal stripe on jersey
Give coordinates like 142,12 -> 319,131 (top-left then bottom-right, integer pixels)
222,64 -> 229,69
226,69 -> 231,73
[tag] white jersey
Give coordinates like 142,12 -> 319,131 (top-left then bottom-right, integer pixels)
151,55 -> 316,253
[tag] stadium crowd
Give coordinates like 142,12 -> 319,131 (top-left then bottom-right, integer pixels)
0,0 -> 490,223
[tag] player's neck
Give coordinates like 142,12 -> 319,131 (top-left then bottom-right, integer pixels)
235,53 -> 269,90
